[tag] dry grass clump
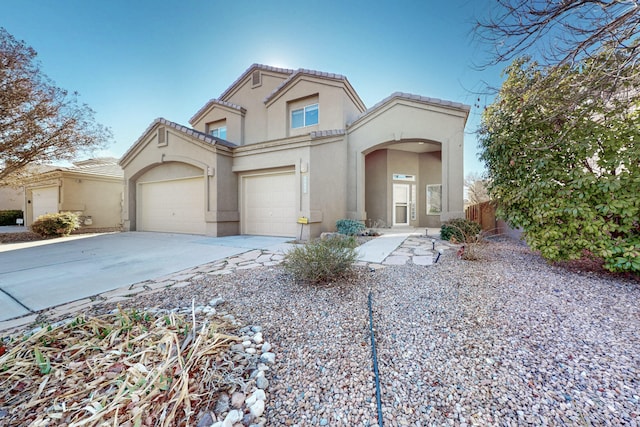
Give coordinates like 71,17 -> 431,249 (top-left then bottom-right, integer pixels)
0,307 -> 238,426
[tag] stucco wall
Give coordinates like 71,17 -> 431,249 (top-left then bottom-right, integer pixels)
61,176 -> 123,229
308,137 -> 348,235
193,107 -> 243,145
193,70 -> 288,145
365,150 -> 388,227
137,162 -> 202,182
419,151 -> 443,228
265,79 -> 354,140
0,186 -> 24,211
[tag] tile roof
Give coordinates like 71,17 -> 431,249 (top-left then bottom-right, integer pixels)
263,68 -> 348,104
156,118 -> 237,148
188,99 -> 246,126
347,92 -> 471,127
121,118 -> 237,163
63,158 -> 123,178
218,63 -> 295,101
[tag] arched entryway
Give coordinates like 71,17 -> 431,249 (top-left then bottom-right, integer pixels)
364,140 -> 443,229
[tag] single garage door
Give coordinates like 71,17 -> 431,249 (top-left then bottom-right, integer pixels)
32,186 -> 59,220
138,176 -> 205,234
242,172 -> 297,237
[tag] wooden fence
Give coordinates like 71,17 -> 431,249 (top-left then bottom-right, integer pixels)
465,201 -> 523,239
465,201 -> 497,234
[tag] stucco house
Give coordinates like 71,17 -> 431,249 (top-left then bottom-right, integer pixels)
23,158 -> 124,229
119,64 -> 469,239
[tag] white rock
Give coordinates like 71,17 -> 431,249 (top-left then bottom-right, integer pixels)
261,342 -> 272,352
260,352 -> 276,365
253,332 -> 264,344
245,389 -> 266,407
223,409 -> 243,426
250,399 -> 265,417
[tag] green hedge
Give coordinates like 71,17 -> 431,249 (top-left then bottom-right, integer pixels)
336,219 -> 365,236
0,210 -> 23,226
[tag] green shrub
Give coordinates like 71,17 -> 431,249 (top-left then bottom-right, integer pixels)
284,236 -> 358,283
31,212 -> 80,238
0,210 -> 23,226
440,218 -> 481,243
336,219 -> 365,236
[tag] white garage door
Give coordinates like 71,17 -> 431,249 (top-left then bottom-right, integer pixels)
138,177 -> 205,234
242,172 -> 297,237
32,186 -> 58,220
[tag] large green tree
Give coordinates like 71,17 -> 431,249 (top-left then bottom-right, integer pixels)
0,27 -> 110,183
478,55 -> 640,272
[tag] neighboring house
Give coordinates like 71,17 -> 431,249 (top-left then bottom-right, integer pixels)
23,158 -> 124,229
0,185 -> 24,212
120,64 -> 469,239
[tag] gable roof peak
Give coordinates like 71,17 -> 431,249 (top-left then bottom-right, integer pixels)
218,63 -> 295,101
347,92 -> 471,127
263,67 -> 363,108
189,98 -> 246,126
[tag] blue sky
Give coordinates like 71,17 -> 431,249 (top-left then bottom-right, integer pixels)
3,0 -> 503,176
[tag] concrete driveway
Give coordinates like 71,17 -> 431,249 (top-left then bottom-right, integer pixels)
0,232 -> 291,322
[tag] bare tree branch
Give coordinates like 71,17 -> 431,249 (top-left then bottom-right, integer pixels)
0,27 -> 111,184
476,0 -> 640,78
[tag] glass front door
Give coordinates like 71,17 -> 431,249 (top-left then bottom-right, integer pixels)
393,184 -> 410,225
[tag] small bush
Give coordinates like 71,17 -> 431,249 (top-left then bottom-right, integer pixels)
284,236 -> 358,284
336,219 -> 365,236
31,212 -> 80,238
440,218 -> 481,243
0,210 -> 23,226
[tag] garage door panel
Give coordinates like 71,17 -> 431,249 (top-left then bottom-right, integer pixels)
32,186 -> 58,220
139,177 -> 205,234
242,172 -> 297,237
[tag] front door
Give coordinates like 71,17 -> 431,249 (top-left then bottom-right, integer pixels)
392,184 -> 410,226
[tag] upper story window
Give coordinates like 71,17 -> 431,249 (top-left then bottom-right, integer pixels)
291,103 -> 319,128
210,126 -> 227,140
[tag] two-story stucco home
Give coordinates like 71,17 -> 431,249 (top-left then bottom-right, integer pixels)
119,64 -> 469,239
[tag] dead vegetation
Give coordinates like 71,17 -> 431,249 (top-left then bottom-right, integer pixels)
0,307 -> 239,426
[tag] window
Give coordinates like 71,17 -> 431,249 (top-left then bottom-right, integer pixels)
210,126 -> 227,140
426,184 -> 442,215
291,103 -> 318,128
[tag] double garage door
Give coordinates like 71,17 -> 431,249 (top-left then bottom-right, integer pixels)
138,172 -> 297,237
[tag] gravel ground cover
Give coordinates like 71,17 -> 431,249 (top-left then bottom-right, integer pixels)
7,239 -> 639,426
